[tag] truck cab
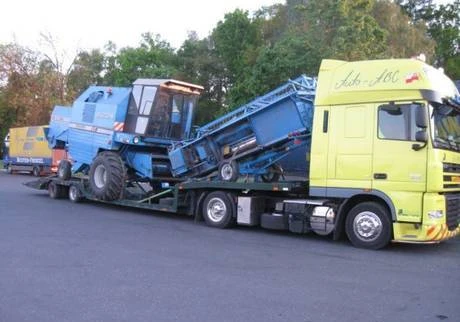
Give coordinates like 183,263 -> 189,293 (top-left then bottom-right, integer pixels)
311,58 -> 460,246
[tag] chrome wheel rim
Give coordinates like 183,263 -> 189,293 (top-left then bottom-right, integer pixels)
94,164 -> 107,189
220,163 -> 234,181
353,211 -> 383,242
206,198 -> 227,223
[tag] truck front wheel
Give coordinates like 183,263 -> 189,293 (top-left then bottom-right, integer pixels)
345,202 -> 392,250
89,152 -> 125,201
202,191 -> 236,228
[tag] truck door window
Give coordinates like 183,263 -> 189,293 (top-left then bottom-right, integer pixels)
378,104 -> 421,141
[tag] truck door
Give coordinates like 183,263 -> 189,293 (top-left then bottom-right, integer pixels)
372,102 -> 428,222
326,104 -> 374,189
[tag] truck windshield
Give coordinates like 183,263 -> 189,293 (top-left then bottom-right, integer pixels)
430,102 -> 460,152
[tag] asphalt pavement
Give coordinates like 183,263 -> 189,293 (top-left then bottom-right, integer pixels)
0,171 -> 459,322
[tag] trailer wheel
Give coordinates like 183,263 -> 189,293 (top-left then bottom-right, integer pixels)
218,160 -> 239,182
261,164 -> 282,183
58,160 -> 72,180
32,166 -> 41,177
345,202 -> 392,250
89,152 -> 125,201
68,185 -> 82,203
48,181 -> 65,199
202,191 -> 235,228
7,164 -> 12,174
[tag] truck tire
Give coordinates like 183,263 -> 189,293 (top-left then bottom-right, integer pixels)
58,160 -> 72,180
345,202 -> 392,250
218,160 -> 239,182
89,152 -> 125,201
202,191 -> 235,228
68,185 -> 82,203
48,181 -> 65,199
32,166 -> 41,177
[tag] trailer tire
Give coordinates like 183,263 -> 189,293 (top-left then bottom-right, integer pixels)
68,185 -> 82,203
345,202 -> 392,250
7,164 -> 12,174
218,160 -> 239,182
48,181 -> 65,199
58,160 -> 72,180
32,166 -> 41,177
202,191 -> 235,228
89,152 -> 125,201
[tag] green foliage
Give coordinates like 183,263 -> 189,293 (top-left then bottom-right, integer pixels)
104,33 -> 177,86
0,0 -> 458,135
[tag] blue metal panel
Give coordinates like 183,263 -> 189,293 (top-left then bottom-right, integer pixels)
124,151 -> 152,178
168,75 -> 316,179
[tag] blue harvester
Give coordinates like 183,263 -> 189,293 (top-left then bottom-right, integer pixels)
48,79 -> 203,201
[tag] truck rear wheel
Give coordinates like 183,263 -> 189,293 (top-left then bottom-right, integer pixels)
89,152 -> 125,201
202,191 -> 235,228
345,202 -> 392,250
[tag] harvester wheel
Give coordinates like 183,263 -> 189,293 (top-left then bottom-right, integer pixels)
58,160 -> 72,180
261,164 -> 282,183
89,152 -> 125,201
218,160 -> 239,182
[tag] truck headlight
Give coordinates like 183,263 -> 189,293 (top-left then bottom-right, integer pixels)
428,210 -> 443,219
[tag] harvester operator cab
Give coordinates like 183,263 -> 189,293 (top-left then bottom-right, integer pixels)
124,79 -> 203,140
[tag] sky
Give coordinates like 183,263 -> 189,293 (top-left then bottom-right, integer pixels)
0,0 -> 454,57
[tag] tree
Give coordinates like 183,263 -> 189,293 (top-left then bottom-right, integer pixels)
373,1 -> 435,60
104,33 -> 177,86
67,49 -> 105,95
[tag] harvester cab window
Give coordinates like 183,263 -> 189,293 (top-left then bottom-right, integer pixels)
140,86 -> 157,115
378,103 -> 421,141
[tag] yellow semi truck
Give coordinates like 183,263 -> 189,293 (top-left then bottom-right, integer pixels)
4,126 -> 52,176
27,57 -> 460,249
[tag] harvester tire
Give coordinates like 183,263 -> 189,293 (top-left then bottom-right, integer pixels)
89,152 -> 125,201
218,160 -> 239,182
58,160 -> 72,180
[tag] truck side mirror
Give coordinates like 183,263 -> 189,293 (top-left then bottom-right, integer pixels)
415,130 -> 428,142
412,130 -> 428,151
414,104 -> 428,128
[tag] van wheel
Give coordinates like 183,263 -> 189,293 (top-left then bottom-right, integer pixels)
89,152 -> 125,201
58,160 -> 72,180
202,191 -> 235,228
32,166 -> 41,177
345,202 -> 392,250
68,185 -> 82,203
